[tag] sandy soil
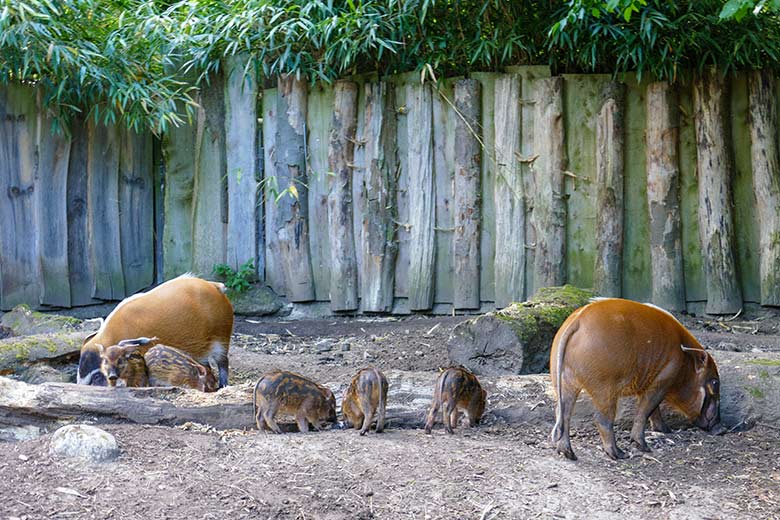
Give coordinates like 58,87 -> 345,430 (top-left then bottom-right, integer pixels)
1,313 -> 779,519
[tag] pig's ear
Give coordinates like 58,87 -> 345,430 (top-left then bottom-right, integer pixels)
121,344 -> 141,357
681,345 -> 708,370
118,336 -> 156,347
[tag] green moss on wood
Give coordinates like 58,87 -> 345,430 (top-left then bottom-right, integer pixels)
747,359 -> 780,367
746,386 -> 765,399
495,284 -> 595,344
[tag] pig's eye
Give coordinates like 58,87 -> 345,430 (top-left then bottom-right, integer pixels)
707,379 -> 719,394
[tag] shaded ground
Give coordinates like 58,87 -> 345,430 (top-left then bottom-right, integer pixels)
1,311 -> 779,519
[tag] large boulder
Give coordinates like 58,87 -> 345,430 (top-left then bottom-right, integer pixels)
447,285 -> 595,375
229,284 -> 285,316
0,305 -> 90,336
49,424 -> 119,462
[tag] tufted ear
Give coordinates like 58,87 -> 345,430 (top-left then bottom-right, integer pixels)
121,344 -> 142,357
680,344 -> 708,369
118,336 -> 158,347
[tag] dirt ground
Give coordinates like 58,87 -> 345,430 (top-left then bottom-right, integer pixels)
1,312 -> 779,519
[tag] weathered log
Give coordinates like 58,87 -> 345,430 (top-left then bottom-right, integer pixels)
0,84 -> 40,310
36,109 -> 72,307
432,81 -> 455,305
693,68 -> 742,314
593,82 -> 624,298
161,83 -> 196,280
2,349 -> 774,433
88,121 -> 125,300
275,74 -> 315,302
307,85 -> 335,301
67,118 -> 100,305
406,82 -> 436,310
119,128 -> 155,294
646,81 -> 685,311
532,76 -> 567,290
192,72 -> 227,277
360,82 -> 398,312
447,285 -> 595,376
493,75 -> 525,308
224,56 -> 259,271
327,81 -> 359,311
453,79 -> 482,310
262,88 -> 286,296
748,70 -> 780,306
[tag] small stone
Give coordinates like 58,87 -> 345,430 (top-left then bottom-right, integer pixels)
315,339 -> 335,353
415,350 -> 423,356
364,350 -> 376,360
49,424 -> 119,463
717,342 -> 738,352
341,343 -> 351,352
18,454 -> 29,461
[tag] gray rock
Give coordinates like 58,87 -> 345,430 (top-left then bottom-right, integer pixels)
341,343 -> 351,352
229,284 -> 285,316
315,339 -> 336,353
0,305 -> 91,336
49,424 -> 119,463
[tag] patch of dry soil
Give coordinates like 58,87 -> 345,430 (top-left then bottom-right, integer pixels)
1,313 -> 779,519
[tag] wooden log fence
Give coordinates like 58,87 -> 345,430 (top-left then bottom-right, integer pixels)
3,67 -> 779,314
646,81 -> 685,311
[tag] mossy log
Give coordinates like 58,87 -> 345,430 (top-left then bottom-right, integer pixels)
0,332 -> 85,374
1,350 -> 776,436
447,285 -> 595,375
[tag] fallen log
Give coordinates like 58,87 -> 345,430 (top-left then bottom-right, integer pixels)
447,285 -> 595,375
3,350 -> 774,437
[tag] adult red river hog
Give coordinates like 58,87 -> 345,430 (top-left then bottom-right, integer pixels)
550,298 -> 722,461
77,274 -> 234,388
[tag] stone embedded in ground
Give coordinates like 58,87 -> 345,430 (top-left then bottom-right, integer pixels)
229,284 -> 285,316
447,285 -> 596,376
49,424 -> 119,462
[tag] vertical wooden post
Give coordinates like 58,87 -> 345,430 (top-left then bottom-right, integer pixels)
594,81 -> 625,298
748,69 -> 780,306
645,81 -> 685,311
275,74 -> 315,302
262,89 -> 286,295
693,67 -> 742,314
119,128 -> 155,295
0,84 -> 40,309
453,79 -> 482,309
161,96 -> 196,280
493,74 -> 524,307
406,82 -> 436,310
192,72 -> 227,277
67,118 -> 98,305
87,121 -> 125,300
327,81 -> 359,311
361,81 -> 398,312
224,56 -> 258,271
37,110 -> 72,307
532,76 -> 567,290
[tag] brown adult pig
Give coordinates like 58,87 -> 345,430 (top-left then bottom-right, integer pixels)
550,298 -> 722,461
424,367 -> 487,434
342,367 -> 388,435
145,344 -> 218,392
252,370 -> 337,434
78,274 -> 234,388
